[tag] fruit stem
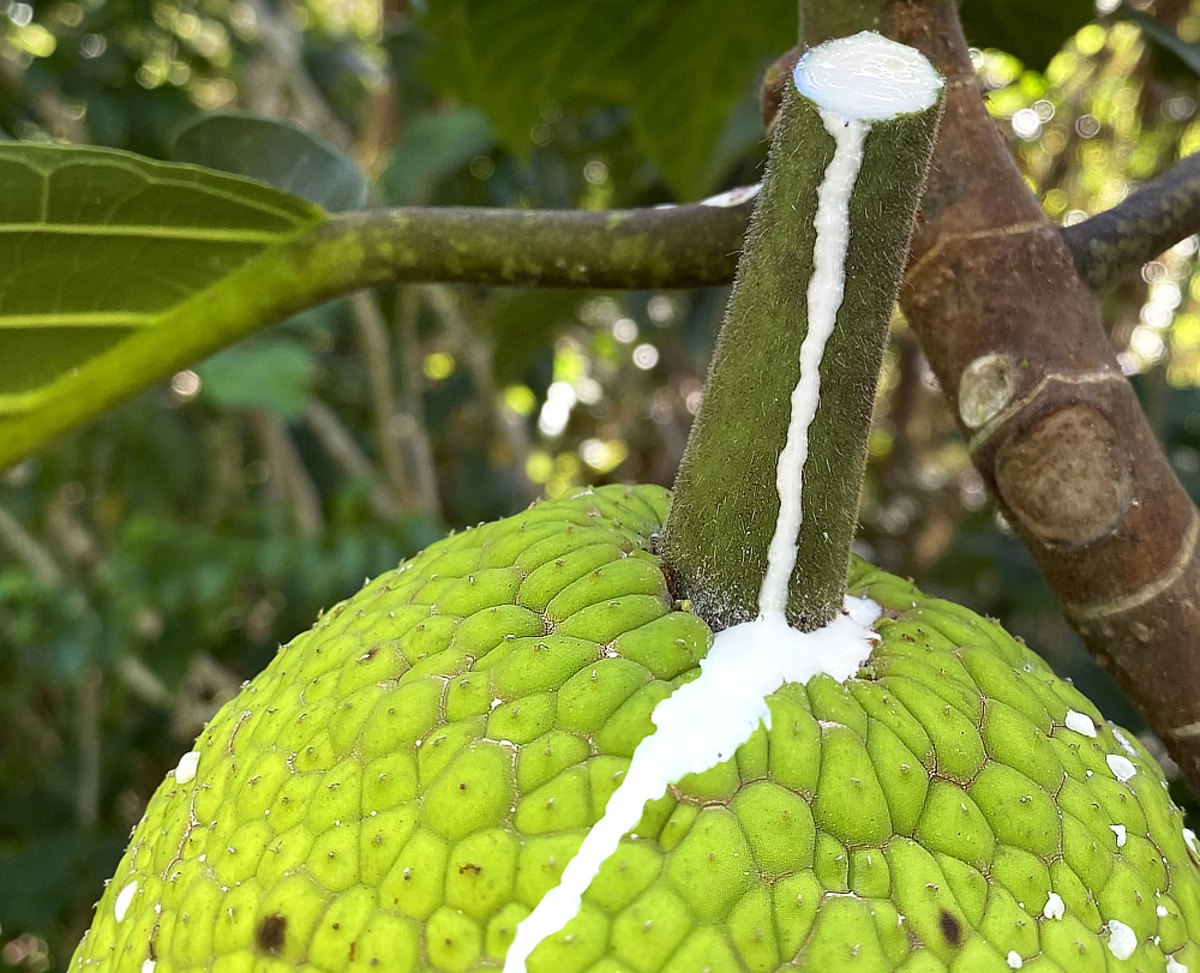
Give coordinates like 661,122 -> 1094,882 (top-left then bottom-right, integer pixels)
661,33 -> 943,632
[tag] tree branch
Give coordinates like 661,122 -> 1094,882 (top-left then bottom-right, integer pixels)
305,156 -> 1200,292
313,198 -> 754,290
5,151 -> 1197,475
1062,148 -> 1200,290
882,0 -> 1200,797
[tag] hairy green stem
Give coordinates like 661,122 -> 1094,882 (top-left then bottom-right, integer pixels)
661,55 -> 943,632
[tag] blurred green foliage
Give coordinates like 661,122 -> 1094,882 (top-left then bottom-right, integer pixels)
4,0 -> 1200,969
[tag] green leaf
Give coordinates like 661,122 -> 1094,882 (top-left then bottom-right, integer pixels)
197,339 -> 317,418
1119,4 -> 1200,77
171,112 -> 370,211
382,106 -> 494,205
0,143 -> 327,469
417,0 -> 793,200
959,0 -> 1094,71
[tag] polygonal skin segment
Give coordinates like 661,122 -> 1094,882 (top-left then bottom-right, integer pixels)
71,485 -> 1200,972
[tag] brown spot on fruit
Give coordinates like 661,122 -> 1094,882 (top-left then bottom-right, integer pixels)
255,914 -> 287,955
458,862 -> 482,875
994,404 -> 1129,545
939,909 -> 962,947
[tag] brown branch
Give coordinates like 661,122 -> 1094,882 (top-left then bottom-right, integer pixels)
884,0 -> 1200,795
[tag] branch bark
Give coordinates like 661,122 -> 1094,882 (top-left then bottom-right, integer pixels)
260,165 -> 1200,292
876,0 -> 1200,795
1062,148 -> 1200,291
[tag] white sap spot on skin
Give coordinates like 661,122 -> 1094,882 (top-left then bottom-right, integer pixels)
793,31 -> 943,121
1106,753 -> 1137,782
501,599 -> 880,973
699,183 -> 761,208
1183,828 -> 1200,861
1110,824 -> 1127,847
141,960 -> 156,973
1112,727 -> 1139,757
1167,955 -> 1189,973
1064,710 -> 1097,737
1105,918 -> 1137,961
114,880 -> 137,922
1158,905 -> 1170,918
1006,951 -> 1023,969
1042,892 -> 1065,920
174,750 -> 200,784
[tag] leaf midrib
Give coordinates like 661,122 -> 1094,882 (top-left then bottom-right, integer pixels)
0,223 -> 289,243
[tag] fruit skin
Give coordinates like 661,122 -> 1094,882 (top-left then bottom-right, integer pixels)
72,484 -> 1200,973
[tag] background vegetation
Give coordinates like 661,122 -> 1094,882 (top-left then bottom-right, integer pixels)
3,0 -> 1200,968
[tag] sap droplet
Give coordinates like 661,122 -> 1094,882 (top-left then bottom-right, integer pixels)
1105,918 -> 1137,960
1064,710 -> 1097,738
1042,892 -> 1065,920
114,880 -> 138,922
174,751 -> 201,784
1106,754 -> 1136,782
1112,727 -> 1139,757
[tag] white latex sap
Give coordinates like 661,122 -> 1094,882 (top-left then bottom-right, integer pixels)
503,31 -> 941,972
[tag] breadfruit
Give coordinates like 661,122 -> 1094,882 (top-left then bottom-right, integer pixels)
71,485 -> 1200,972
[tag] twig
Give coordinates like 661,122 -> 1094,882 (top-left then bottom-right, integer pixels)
1063,150 -> 1200,290
420,285 -> 539,505
249,410 -> 325,535
394,289 -> 441,514
349,291 -> 419,509
303,399 -> 403,522
0,503 -> 63,585
76,666 -> 102,826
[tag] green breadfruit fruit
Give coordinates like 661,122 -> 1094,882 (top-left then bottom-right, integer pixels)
72,485 -> 1200,973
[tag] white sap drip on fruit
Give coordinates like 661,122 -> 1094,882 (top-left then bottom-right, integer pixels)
1105,918 -> 1137,960
503,32 -> 939,972
501,601 -> 880,972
